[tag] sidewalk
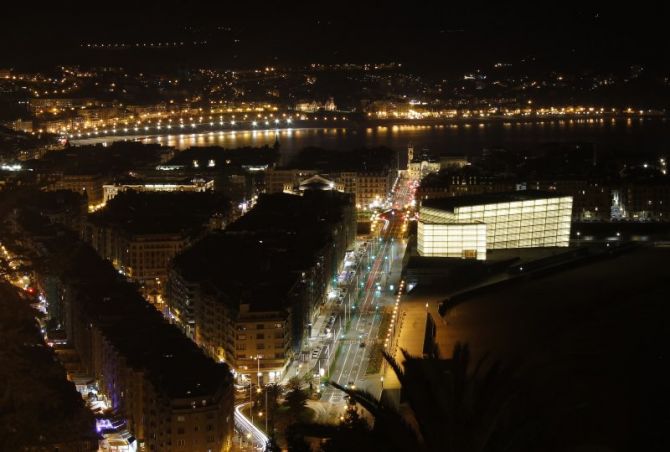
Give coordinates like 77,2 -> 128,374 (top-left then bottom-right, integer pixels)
280,238 -> 384,386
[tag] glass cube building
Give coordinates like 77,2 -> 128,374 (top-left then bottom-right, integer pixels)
418,191 -> 573,260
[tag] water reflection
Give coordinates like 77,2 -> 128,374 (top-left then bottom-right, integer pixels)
70,117 -> 668,158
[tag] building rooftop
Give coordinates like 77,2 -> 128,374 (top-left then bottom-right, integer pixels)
89,191 -> 230,235
28,141 -> 170,176
432,246 -> 669,450
173,191 -> 354,312
395,245 -> 670,450
174,232 -> 299,312
228,191 -> 352,234
0,282 -> 97,448
298,174 -> 337,191
10,215 -> 232,401
65,242 -> 231,400
283,146 -> 396,172
167,145 -> 279,169
106,174 -> 212,187
421,190 -> 567,212
0,188 -> 85,221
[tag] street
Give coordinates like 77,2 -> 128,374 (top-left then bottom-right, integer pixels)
318,175 -> 416,416
232,175 -> 416,442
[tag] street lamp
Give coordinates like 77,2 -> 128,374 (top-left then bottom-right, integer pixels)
249,380 -> 254,425
265,385 -> 268,433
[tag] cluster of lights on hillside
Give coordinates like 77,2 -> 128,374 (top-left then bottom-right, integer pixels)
369,105 -> 659,120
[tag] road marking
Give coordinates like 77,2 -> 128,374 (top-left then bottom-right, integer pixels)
327,178 -> 411,403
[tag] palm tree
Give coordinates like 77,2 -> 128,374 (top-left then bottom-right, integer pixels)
326,381 -> 418,451
324,342 -> 517,452
263,383 -> 283,430
284,377 -> 309,421
264,434 -> 282,452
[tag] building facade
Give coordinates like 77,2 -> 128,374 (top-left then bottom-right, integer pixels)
417,172 -> 517,201
10,217 -> 234,452
619,181 -> 670,221
102,178 -> 214,203
168,191 -> 356,382
418,221 -> 487,260
266,168 -> 394,210
418,191 -> 573,260
47,173 -> 106,208
88,223 -> 190,306
195,289 -> 293,384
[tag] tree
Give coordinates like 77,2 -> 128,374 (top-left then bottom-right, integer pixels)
285,423 -> 311,452
287,375 -> 303,391
321,342 -> 519,452
341,398 -> 368,429
326,381 -> 417,451
263,383 -> 283,430
284,377 -> 309,420
321,399 -> 376,452
264,434 -> 282,452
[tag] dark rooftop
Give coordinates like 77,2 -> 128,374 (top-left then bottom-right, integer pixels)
228,190 -> 352,234
168,145 -> 279,169
173,232 -> 298,312
11,216 -> 232,400
27,141 -> 170,176
284,146 -> 396,172
173,191 -> 353,312
68,242 -> 230,399
0,282 -> 97,448
425,245 -> 670,450
89,190 -> 230,235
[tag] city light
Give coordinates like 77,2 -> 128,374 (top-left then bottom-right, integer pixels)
2,14 -> 668,452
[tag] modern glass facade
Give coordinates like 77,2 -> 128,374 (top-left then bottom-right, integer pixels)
418,221 -> 487,259
418,192 -> 573,259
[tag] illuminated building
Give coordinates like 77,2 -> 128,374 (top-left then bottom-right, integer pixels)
9,218 -> 233,452
294,97 -> 336,112
408,160 -> 441,181
195,285 -> 292,384
619,179 -> 670,221
265,147 -> 396,211
0,284 -> 98,451
527,179 -> 612,221
281,174 -> 346,195
418,191 -> 573,260
102,177 -> 214,202
49,173 -> 106,207
88,191 -> 231,304
418,171 -> 610,221
9,118 -> 34,133
28,97 -> 96,113
267,168 -> 393,210
168,191 -> 356,382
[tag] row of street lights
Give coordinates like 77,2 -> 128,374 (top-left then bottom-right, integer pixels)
385,279 -> 405,353
66,118 -> 296,138
248,355 -> 269,435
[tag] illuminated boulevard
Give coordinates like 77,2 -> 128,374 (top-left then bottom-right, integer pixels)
231,175 -> 416,448
317,175 -> 415,419
233,402 -> 269,451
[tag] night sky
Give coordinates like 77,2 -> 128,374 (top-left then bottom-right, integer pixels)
2,2 -> 668,72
